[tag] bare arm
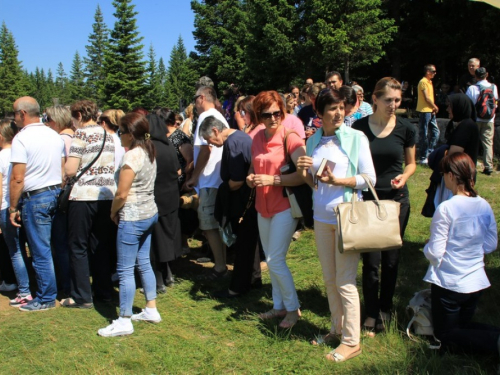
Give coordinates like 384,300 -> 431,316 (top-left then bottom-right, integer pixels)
110,165 -> 135,224
9,163 -> 26,227
65,156 -> 81,178
185,145 -> 210,190
422,89 -> 439,113
391,145 -> 417,189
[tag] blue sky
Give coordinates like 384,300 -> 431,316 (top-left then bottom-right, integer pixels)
0,0 -> 197,75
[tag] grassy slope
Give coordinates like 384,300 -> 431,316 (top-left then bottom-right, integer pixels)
0,166 -> 499,374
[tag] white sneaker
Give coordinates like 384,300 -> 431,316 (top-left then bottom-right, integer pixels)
98,318 -> 134,337
419,158 -> 428,165
0,281 -> 18,292
131,309 -> 162,323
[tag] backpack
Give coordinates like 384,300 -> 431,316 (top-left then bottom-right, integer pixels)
406,289 -> 441,349
475,83 -> 496,120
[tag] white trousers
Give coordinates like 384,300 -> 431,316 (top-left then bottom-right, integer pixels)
258,209 -> 300,311
314,220 -> 360,346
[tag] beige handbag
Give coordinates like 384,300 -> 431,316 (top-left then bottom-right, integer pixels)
335,174 -> 402,254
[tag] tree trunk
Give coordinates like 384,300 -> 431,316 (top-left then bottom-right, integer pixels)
344,57 -> 350,84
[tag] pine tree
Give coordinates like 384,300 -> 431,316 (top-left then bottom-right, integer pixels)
166,36 -> 198,111
30,68 -> 52,110
143,44 -> 164,110
102,0 -> 146,111
55,62 -> 70,105
157,57 -> 168,105
84,5 -> 108,107
0,22 -> 26,116
68,51 -> 86,102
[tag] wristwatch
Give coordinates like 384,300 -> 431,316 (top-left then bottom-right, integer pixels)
8,207 -> 19,214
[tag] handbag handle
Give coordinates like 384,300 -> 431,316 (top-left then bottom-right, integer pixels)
348,174 -> 388,223
69,129 -> 107,184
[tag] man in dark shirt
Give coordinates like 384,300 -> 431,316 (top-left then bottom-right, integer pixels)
459,58 -> 480,94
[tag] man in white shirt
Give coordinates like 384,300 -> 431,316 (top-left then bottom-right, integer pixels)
466,67 -> 498,175
10,96 -> 65,311
186,86 -> 229,278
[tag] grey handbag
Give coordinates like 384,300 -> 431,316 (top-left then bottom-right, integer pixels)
335,174 -> 402,253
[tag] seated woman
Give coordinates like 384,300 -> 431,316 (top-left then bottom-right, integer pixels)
423,152 -> 500,355
98,113 -> 160,337
297,88 -> 376,363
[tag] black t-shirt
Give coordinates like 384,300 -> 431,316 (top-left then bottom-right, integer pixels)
220,130 -> 252,182
353,116 -> 416,195
447,118 -> 479,166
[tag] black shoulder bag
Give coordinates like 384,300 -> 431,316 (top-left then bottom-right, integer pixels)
281,131 -> 314,228
57,129 -> 107,214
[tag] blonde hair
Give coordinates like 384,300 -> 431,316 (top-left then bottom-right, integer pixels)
185,104 -> 194,119
101,109 -> 125,130
46,105 -> 72,131
0,119 -> 17,143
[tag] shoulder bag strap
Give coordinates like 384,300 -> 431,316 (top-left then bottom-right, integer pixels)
283,129 -> 300,164
73,129 -> 107,182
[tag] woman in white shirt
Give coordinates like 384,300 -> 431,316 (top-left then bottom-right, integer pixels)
297,88 -> 376,363
424,152 -> 500,354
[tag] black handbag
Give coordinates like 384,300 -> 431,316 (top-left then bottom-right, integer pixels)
57,129 -> 107,214
421,181 -> 437,218
282,131 -> 314,228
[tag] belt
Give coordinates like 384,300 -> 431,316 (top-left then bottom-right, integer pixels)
22,184 -> 61,199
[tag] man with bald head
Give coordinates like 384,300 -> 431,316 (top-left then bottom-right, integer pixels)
10,96 -> 65,311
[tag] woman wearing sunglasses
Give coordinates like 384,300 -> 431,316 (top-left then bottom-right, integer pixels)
246,90 -> 306,328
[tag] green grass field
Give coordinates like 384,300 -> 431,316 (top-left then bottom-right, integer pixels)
1,165 -> 499,374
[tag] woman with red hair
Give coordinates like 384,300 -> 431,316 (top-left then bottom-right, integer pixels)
247,91 -> 306,328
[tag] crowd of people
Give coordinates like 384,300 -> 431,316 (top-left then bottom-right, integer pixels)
0,66 -> 498,363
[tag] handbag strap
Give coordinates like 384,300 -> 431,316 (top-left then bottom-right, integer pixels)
73,129 -> 107,182
283,129 -> 300,164
354,174 -> 380,203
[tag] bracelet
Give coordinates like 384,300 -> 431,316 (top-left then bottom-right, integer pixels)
9,207 -> 19,214
273,175 -> 281,186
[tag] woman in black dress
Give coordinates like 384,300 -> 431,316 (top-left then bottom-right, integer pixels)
352,77 -> 416,336
147,114 -> 182,292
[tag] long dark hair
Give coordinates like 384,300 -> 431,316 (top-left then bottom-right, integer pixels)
440,152 -> 477,197
119,113 -> 156,163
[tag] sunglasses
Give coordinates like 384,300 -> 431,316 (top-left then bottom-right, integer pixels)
46,116 -> 53,122
261,111 -> 281,120
239,110 -> 246,117
193,94 -> 202,102
117,129 -> 128,136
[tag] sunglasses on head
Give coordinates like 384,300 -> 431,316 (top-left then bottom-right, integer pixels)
261,111 -> 281,120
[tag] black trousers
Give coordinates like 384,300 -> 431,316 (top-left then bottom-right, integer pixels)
431,284 -> 500,353
0,233 -> 16,284
67,201 -> 115,304
228,204 -> 259,294
362,190 -> 411,319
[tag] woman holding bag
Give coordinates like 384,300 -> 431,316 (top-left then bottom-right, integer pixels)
296,88 -> 376,363
352,77 -> 416,336
246,90 -> 306,329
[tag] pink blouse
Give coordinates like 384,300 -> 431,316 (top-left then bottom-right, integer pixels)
251,126 -> 304,217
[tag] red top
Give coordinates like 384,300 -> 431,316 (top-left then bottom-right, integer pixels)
251,126 -> 304,217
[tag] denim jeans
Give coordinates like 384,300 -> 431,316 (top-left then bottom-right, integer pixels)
0,208 -> 30,295
431,284 -> 500,353
257,209 -> 299,311
21,188 -> 59,303
117,214 -> 158,317
418,112 -> 440,160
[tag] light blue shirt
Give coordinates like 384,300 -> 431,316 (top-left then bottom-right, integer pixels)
423,195 -> 497,293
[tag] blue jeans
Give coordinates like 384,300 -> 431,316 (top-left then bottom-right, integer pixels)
21,188 -> 59,303
418,112 -> 439,160
0,208 -> 30,295
117,214 -> 158,317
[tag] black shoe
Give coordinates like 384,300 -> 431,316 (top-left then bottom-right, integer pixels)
482,169 -> 492,176
251,278 -> 263,289
213,289 -> 241,299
